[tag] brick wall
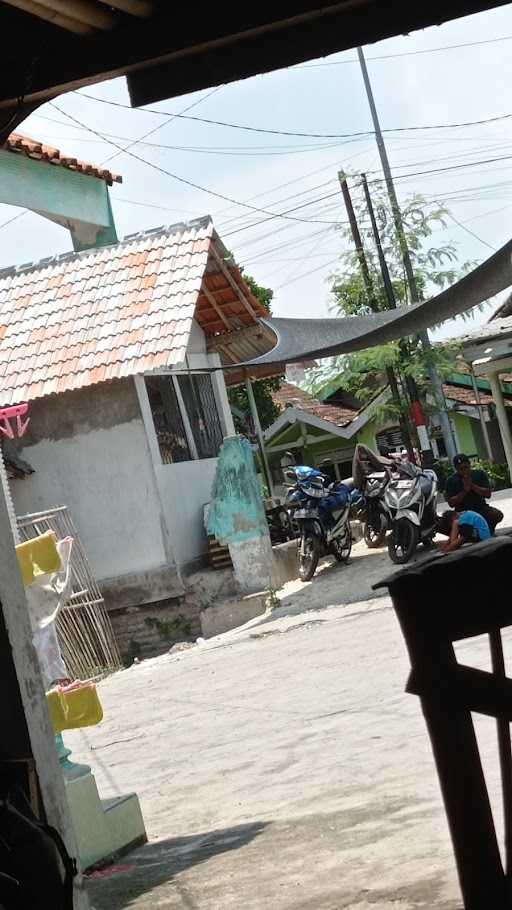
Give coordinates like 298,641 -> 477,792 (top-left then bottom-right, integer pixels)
110,593 -> 202,664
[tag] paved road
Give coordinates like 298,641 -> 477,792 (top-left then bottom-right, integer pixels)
77,490 -> 512,909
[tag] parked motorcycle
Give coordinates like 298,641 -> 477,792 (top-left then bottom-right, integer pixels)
351,444 -> 393,549
384,461 -> 438,564
265,498 -> 296,544
286,465 -> 352,581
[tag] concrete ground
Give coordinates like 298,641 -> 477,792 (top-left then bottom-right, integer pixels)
74,490 -> 512,910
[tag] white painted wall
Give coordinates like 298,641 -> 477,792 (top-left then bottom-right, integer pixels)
12,416 -> 170,582
154,458 -> 219,566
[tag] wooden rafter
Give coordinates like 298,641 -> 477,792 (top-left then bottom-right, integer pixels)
200,282 -> 232,331
209,245 -> 259,324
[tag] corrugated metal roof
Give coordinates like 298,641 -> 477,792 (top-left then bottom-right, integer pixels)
0,216 -> 266,406
273,382 -> 359,428
5,132 -> 122,185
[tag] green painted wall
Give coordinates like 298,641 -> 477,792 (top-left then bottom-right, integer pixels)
452,411 -> 489,460
266,414 -> 380,470
452,411 -> 478,457
357,419 -> 377,450
0,149 -> 118,250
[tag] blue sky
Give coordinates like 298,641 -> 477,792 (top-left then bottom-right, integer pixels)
1,3 -> 512,343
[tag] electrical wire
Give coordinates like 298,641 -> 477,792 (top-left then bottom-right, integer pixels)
443,211 -> 496,251
75,91 -> 512,140
364,152 -> 512,185
275,257 -> 340,289
100,85 -> 222,167
296,33 -> 512,67
49,101 -> 346,226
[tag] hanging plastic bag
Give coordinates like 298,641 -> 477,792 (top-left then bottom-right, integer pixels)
17,535 -> 73,688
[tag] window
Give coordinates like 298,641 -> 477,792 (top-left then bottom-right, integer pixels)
145,373 -> 223,464
145,376 -> 191,464
178,374 -> 224,460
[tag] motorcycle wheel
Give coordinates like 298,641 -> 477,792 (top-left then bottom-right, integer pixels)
388,520 -> 419,565
299,534 -> 321,582
421,536 -> 436,550
332,526 -> 352,563
363,521 -> 386,549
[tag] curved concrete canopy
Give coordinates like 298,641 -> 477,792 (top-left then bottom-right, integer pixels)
245,238 -> 512,370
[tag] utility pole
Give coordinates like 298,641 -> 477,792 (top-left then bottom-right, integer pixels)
338,170 -> 414,459
357,46 -> 457,462
360,172 -> 422,457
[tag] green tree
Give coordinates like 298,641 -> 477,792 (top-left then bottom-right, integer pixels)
308,186 -> 473,425
228,274 -> 281,433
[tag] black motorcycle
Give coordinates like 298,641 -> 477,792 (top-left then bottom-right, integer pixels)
352,444 -> 393,549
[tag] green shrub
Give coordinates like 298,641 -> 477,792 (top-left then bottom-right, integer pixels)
473,459 -> 510,491
433,458 -> 510,492
432,459 -> 453,492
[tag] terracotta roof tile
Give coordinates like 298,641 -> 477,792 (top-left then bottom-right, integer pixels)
4,132 -> 122,186
443,382 -> 512,409
0,216 -> 264,406
273,382 -> 359,428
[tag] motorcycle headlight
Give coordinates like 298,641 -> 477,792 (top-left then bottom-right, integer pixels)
386,489 -> 400,508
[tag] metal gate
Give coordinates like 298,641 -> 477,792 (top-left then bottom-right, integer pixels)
17,506 -> 122,680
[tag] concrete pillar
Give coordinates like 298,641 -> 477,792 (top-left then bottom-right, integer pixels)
470,368 -> 493,460
208,435 -> 276,593
489,371 -> 512,480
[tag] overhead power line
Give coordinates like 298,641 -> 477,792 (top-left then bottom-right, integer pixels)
75,91 -> 512,140
366,152 -> 512,185
297,33 -> 512,67
50,101 -> 345,226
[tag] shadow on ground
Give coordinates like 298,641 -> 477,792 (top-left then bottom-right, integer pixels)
249,539 -> 436,629
87,821 -> 267,909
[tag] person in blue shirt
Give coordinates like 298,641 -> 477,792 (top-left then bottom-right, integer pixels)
438,509 -> 491,553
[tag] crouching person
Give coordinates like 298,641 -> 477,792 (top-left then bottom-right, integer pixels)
437,508 -> 491,554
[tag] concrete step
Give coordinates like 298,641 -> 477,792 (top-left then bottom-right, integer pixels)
65,770 -> 146,870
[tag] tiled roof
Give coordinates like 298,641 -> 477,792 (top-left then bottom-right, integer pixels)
443,382 -> 512,409
4,132 -> 122,186
0,216 -> 267,406
273,382 -> 358,428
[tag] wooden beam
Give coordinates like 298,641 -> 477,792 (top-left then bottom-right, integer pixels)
200,283 -> 232,331
208,245 -> 259,324
0,1 -> 506,129
1,0 -> 94,33
96,0 -> 154,16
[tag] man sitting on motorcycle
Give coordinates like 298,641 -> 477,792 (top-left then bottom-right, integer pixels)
445,453 -> 503,534
437,508 -> 491,553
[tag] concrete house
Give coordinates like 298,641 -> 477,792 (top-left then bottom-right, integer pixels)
266,375 -> 512,485
2,216 -> 267,626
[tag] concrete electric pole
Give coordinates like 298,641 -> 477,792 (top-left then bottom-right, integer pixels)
357,45 -> 457,461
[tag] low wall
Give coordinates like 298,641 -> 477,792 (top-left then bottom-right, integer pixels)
100,565 -> 184,612
272,540 -> 299,588
200,592 -> 267,639
272,521 -> 363,588
110,595 -> 201,664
